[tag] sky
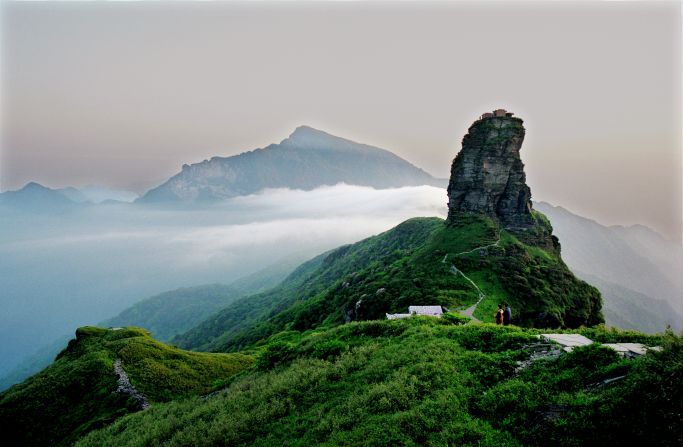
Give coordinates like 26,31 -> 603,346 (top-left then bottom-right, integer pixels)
1,1 -> 681,241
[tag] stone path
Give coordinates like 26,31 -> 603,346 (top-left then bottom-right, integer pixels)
451,265 -> 484,323
516,335 -> 660,373
452,232 -> 502,258
540,333 -> 593,352
443,232 -> 502,322
539,334 -> 660,357
113,358 -> 150,410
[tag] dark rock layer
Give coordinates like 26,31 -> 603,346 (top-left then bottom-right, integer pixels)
447,115 -> 534,229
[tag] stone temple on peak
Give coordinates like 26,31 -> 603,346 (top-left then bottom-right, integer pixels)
446,109 -> 534,229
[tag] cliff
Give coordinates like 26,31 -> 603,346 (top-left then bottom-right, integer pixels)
447,114 -> 533,228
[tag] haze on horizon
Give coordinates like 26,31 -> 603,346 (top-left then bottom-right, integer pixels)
1,1 -> 681,241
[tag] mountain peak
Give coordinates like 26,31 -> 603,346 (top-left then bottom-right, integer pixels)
290,125 -> 325,137
282,125 -> 350,149
447,110 -> 533,228
21,181 -> 51,192
138,125 -> 445,203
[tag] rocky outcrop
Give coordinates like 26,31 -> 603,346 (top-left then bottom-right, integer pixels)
447,112 -> 534,229
113,358 -> 149,410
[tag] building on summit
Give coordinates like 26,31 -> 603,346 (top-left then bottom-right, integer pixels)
480,109 -> 514,120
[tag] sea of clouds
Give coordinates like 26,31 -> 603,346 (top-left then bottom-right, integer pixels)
0,184 -> 447,377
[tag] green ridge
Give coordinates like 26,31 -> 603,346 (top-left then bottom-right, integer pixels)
0,326 -> 254,447
75,320 -> 681,447
176,214 -> 602,353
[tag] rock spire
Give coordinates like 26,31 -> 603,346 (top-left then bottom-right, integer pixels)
447,110 -> 534,228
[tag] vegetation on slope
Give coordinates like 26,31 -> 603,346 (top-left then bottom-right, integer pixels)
173,217 -> 446,351
0,326 -> 254,447
176,214 -> 602,354
102,259 -> 300,342
103,285 -> 242,341
535,201 -> 683,330
76,319 -> 680,447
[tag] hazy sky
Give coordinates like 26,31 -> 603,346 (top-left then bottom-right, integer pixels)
1,1 -> 681,241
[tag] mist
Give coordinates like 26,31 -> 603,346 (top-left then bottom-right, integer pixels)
0,184 -> 447,376
2,1 -> 680,241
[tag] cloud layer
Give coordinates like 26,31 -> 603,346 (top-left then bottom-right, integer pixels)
0,184 -> 447,376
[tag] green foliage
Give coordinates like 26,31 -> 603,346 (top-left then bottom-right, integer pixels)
112,335 -> 254,402
101,260 -> 298,343
470,229 -> 603,328
0,326 -> 254,446
175,213 -> 603,356
172,251 -> 330,351
441,312 -> 472,326
174,217 -> 447,352
466,270 -> 507,322
102,284 -> 244,341
74,322 -> 681,447
256,342 -> 297,370
572,324 -> 666,344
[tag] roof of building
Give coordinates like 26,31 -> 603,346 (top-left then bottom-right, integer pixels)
408,305 -> 443,315
386,313 -> 412,320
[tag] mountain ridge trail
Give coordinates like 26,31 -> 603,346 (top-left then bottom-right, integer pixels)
113,358 -> 150,410
443,230 -> 503,322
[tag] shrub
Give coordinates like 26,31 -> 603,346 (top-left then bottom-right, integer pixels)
257,342 -> 297,370
310,339 -> 348,360
441,312 -> 472,326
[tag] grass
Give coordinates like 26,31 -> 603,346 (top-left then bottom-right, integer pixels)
0,326 -> 255,446
467,270 -> 509,322
74,320 -> 682,447
175,212 -> 603,356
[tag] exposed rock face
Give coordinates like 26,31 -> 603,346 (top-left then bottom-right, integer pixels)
113,358 -> 150,410
447,113 -> 534,228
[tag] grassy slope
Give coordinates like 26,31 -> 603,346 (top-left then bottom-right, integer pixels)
102,259 -> 300,343
172,251 -> 331,352
102,285 -> 242,342
75,319 -> 681,447
0,327 -> 254,447
177,214 -> 602,354
173,217 -> 447,352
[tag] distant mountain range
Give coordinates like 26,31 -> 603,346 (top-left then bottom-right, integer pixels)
138,125 -> 447,203
535,202 -> 683,332
58,185 -> 138,204
102,258 -> 301,343
0,182 -> 137,210
0,257 -> 302,392
0,182 -> 79,211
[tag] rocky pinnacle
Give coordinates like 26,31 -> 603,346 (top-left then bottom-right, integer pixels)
447,111 -> 534,228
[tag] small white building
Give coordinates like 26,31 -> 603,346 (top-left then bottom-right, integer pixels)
386,305 -> 443,320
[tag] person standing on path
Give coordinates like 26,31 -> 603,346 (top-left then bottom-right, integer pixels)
494,304 -> 504,325
503,303 -> 512,326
